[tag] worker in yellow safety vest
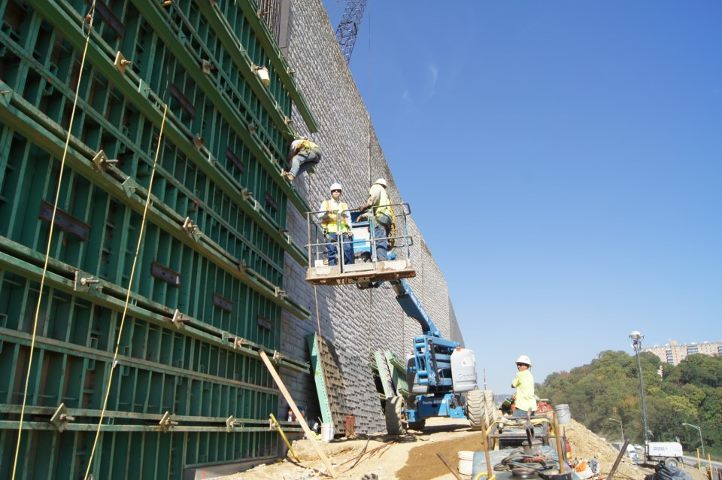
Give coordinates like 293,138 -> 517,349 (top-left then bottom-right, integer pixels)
511,355 -> 537,418
359,178 -> 393,261
283,137 -> 321,182
318,183 -> 354,266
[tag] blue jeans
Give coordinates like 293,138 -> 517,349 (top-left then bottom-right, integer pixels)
513,408 -> 534,419
289,149 -> 321,177
373,215 -> 391,261
326,232 -> 354,266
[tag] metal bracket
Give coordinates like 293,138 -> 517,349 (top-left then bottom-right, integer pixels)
92,150 -> 119,171
171,309 -> 185,328
182,217 -> 201,241
272,350 -> 282,363
74,270 -> 101,293
0,88 -> 11,107
192,135 -> 204,149
225,415 -> 242,432
201,59 -> 213,74
50,403 -> 75,432
113,51 -> 132,74
274,287 -> 287,299
158,411 -> 177,432
121,177 -> 137,197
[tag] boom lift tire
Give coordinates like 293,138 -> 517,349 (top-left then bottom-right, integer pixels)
385,395 -> 406,435
408,419 -> 426,431
466,389 -> 485,431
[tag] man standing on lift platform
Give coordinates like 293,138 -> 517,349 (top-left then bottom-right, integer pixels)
359,178 -> 393,261
318,183 -> 354,266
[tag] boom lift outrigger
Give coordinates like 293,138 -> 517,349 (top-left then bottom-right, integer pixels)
305,204 -> 485,434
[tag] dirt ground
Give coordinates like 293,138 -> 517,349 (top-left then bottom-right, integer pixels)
223,418 -> 709,480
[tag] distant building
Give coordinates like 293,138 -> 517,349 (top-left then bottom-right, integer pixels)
644,340 -> 722,366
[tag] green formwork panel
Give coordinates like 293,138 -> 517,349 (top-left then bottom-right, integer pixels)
0,0 -> 312,477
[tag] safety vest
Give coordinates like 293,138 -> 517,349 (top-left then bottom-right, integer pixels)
373,187 -> 393,218
321,199 -> 350,233
292,139 -> 319,153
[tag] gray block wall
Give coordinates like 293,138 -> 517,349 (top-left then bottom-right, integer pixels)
275,0 -> 466,434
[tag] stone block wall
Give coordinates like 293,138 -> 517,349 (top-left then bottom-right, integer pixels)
276,0 -> 465,434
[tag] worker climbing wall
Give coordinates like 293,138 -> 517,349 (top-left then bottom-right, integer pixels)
276,0 -> 466,434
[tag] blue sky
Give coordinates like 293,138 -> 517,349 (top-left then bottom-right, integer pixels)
322,0 -> 722,393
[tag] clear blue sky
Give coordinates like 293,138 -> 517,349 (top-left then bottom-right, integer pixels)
322,0 -> 722,393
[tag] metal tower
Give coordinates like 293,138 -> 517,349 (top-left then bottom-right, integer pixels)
334,0 -> 368,64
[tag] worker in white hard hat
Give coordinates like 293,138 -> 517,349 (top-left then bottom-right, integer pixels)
511,355 -> 537,418
318,183 -> 354,266
358,178 -> 393,261
283,136 -> 321,182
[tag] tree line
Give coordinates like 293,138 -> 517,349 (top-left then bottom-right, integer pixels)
537,350 -> 721,457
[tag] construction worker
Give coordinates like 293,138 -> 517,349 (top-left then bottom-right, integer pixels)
359,178 -> 393,261
511,355 -> 537,418
283,136 -> 321,182
318,183 -> 354,266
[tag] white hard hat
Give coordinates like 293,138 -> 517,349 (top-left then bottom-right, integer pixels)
330,182 -> 343,192
516,355 -> 532,366
374,178 -> 387,187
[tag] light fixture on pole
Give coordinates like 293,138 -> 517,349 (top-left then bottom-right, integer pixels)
629,331 -> 650,449
608,417 -> 625,442
682,422 -> 705,457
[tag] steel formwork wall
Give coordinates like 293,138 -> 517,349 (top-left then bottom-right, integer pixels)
0,0 -> 314,478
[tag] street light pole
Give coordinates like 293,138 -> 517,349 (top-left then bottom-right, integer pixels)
608,417 -> 625,442
682,422 -> 705,457
629,331 -> 650,451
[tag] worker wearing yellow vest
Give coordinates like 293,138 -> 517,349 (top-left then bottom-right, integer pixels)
318,183 -> 354,266
359,178 -> 393,261
283,137 -> 321,182
511,355 -> 537,418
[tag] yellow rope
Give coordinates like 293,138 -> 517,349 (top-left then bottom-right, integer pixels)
10,3 -> 97,478
83,103 -> 168,480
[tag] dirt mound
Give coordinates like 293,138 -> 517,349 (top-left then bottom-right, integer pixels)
563,419 -> 645,479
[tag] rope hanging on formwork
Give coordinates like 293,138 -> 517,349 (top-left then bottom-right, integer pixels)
83,103 -> 169,480
11,2 -> 98,478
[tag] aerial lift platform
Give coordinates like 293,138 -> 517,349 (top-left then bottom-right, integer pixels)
304,203 -> 483,434
305,203 -> 416,285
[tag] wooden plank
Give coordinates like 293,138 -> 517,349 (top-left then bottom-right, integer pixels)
259,351 -> 336,478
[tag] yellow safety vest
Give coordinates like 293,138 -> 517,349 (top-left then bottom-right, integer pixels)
373,187 -> 392,218
321,199 -> 350,233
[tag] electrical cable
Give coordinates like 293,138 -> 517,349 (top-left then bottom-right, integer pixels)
83,103 -> 169,480
10,2 -> 97,478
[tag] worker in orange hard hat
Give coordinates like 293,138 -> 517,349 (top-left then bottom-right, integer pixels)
511,355 -> 537,418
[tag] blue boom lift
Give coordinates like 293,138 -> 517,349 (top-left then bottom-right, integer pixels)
305,204 -> 485,434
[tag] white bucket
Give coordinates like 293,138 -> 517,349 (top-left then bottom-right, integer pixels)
554,404 -> 571,425
458,450 -> 474,461
458,458 -> 473,476
320,422 -> 334,442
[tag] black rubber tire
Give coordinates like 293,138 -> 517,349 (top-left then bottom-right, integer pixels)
466,389 -> 485,430
385,395 -> 406,435
408,419 -> 426,431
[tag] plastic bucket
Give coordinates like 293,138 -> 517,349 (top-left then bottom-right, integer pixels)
320,423 -> 334,442
554,404 -> 571,425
